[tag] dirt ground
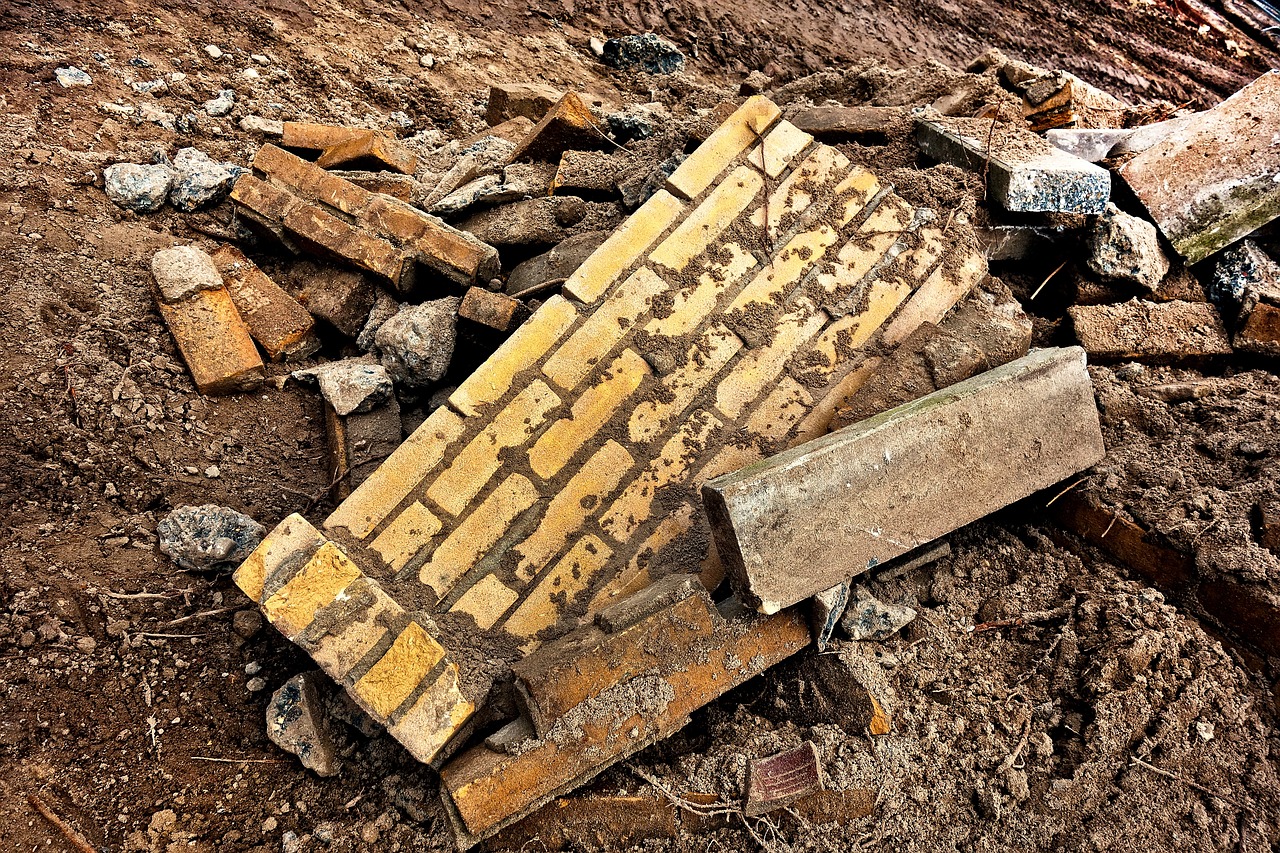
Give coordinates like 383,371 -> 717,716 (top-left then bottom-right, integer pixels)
2,0 -> 1280,850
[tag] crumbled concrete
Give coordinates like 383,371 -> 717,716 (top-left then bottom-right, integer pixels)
157,505 -> 266,572
292,358 -> 394,416
375,297 -> 460,386
267,672 -> 341,777
104,162 -> 175,213
151,245 -> 224,304
841,586 -> 918,641
1086,203 -> 1170,291
169,147 -> 242,212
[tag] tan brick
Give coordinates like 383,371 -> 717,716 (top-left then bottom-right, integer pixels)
726,225 -> 840,334
832,167 -> 885,225
281,121 -> 374,153
262,541 -> 364,640
451,575 -> 520,630
234,513 -> 328,604
528,349 -> 650,479
743,375 -> 813,438
255,144 -> 375,218
563,190 -> 684,304
810,195 -> 916,308
155,285 -> 265,395
599,411 -> 721,542
666,96 -> 781,200
352,620 -> 446,720
325,405 -> 466,540
628,326 -> 742,444
459,286 -> 525,332
881,248 -> 988,347
509,92 -> 602,162
503,534 -> 614,640
644,242 -> 757,337
387,662 -> 474,764
650,166 -> 763,272
210,245 -> 318,361
695,444 -> 763,487
317,131 -> 419,175
715,306 -> 828,419
514,441 -> 634,581
282,203 -> 411,286
359,194 -> 432,242
370,501 -> 443,572
792,357 -> 880,444
588,505 -> 695,616
449,295 -> 578,417
427,380 -> 560,517
543,267 -> 667,391
747,120 -> 814,179
301,578 -> 403,679
748,145 -> 853,235
419,473 -> 539,597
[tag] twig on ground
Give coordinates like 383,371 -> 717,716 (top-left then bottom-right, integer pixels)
1130,757 -> 1252,812
1102,512 -> 1118,538
1045,478 -> 1086,507
134,632 -> 211,639
1030,260 -> 1069,300
27,791 -> 97,853
191,755 -> 291,764
972,602 -> 1074,633
100,589 -> 186,600
159,606 -> 243,628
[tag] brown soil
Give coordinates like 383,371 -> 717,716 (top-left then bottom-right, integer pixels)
2,0 -> 1280,851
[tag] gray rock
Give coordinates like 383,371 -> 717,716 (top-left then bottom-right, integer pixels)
1044,128 -> 1134,162
169,147 -> 243,212
203,89 -> 235,117
104,162 -> 175,213
157,504 -> 265,572
356,290 -> 400,352
267,672 -> 340,777
601,34 -> 685,74
375,297 -> 460,387
1212,240 -> 1280,312
151,245 -> 224,304
55,67 -> 92,87
810,580 -> 850,652
840,587 -> 918,641
292,358 -> 394,415
240,115 -> 284,136
131,79 -> 170,96
506,230 -> 610,297
1086,203 -> 1170,291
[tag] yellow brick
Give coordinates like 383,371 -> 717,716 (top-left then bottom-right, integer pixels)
728,225 -> 840,318
352,621 -> 445,720
600,410 -> 721,543
503,534 -> 614,639
749,145 -> 852,235
812,276 -> 914,370
743,375 -> 814,438
629,326 -> 742,444
833,166 -> 884,225
666,95 -> 781,200
695,443 -> 764,486
306,580 -> 402,680
515,441 -> 634,581
370,501 -> 442,572
588,505 -> 695,618
881,248 -> 987,347
528,349 -> 650,479
262,541 -> 363,640
427,380 -> 560,516
811,195 -> 916,305
234,513 -> 327,604
747,120 -> 813,179
792,357 -> 880,444
543,268 -> 667,391
387,662 -> 473,764
563,191 -> 685,304
644,242 -> 757,338
419,473 -> 539,597
325,406 -> 466,540
715,307 -> 828,419
450,574 -> 520,630
449,295 -> 579,417
650,166 -> 763,272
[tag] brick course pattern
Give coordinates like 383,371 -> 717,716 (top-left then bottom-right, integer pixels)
237,96 -> 987,766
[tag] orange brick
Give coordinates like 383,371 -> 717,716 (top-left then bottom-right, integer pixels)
563,190 -> 684,304
514,441 -> 633,581
211,245 -> 318,361
599,410 -> 721,543
362,197 -> 500,286
155,286 -> 265,395
325,405 -> 466,540
229,173 -> 302,232
419,473 -> 539,597
588,505 -> 695,616
282,203 -> 411,286
503,534 -> 614,641
427,380 -> 560,517
716,306 -> 827,419
666,96 -> 781,200
459,286 -> 524,332
644,242 -> 757,337
650,166 -> 763,272
234,513 -> 328,604
352,620 -> 446,719
281,121 -> 374,153
509,92 -> 603,162
450,295 -> 578,417
387,662 -> 474,764
262,541 -> 364,640
360,194 -> 431,242
370,501 -> 443,572
528,349 -> 650,479
628,326 -> 742,444
543,267 -> 667,391
451,574 -> 520,630
317,130 -> 419,175
300,577 -> 402,679
881,248 -> 988,347
255,144 -> 375,218
747,120 -> 814,179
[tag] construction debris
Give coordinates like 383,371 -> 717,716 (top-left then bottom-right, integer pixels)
1068,299 -> 1233,360
211,245 -> 319,361
157,504 -> 266,572
315,131 -> 419,175
744,742 -> 825,816
1086,203 -> 1170,291
266,671 -> 341,777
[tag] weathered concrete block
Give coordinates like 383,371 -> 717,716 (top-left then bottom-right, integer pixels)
1068,299 -> 1233,360
790,105 -> 902,141
1086,203 -> 1170,291
1044,128 -> 1134,162
915,116 -> 1109,214
703,347 -> 1105,613
1119,71 -> 1280,264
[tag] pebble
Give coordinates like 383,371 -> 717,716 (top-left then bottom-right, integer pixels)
247,676 -> 267,693
131,79 -> 169,95
205,465 -> 221,478
55,66 -> 93,87
75,637 -> 97,654
204,45 -> 224,60
203,89 -> 235,117
245,661 -> 262,675
156,504 -> 266,572
104,162 -> 175,213
232,609 -> 263,638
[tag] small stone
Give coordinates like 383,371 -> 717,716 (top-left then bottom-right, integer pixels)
151,245 -> 223,304
55,67 -> 92,87
1195,721 -> 1215,741
247,676 -> 267,692
131,79 -> 169,95
104,163 -> 175,213
204,465 -> 220,478
75,636 -> 98,654
419,54 -> 435,68
232,609 -> 263,638
240,115 -> 285,136
204,45 -> 224,60
156,504 -> 266,572
262,817 -> 277,832
291,358 -> 394,416
589,36 -> 606,57
169,148 -> 242,212
245,661 -> 262,676
375,297 -> 460,387
203,89 -> 235,117
600,34 -> 685,74
267,672 -> 341,777
840,587 -> 918,641
1086,204 -> 1169,291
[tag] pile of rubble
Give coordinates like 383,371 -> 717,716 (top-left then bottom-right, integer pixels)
125,45 -> 1280,849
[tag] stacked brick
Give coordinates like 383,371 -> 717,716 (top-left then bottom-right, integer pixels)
236,96 -> 988,825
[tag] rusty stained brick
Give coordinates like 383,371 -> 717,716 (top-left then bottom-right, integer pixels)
459,286 -> 527,332
154,285 -> 265,395
281,121 -> 378,153
316,130 -> 419,175
509,91 -> 606,162
210,245 -> 319,361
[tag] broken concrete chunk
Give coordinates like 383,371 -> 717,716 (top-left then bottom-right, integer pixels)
158,504 -> 266,572
745,742 -> 825,816
509,92 -> 606,163
1044,128 -> 1134,162
1119,71 -> 1280,264
505,230 -> 610,297
292,358 -> 394,416
703,347 -> 1106,613
486,82 -> 563,125
1086,203 -> 1169,291
458,196 -> 614,247
600,34 -> 685,74
375,297 -> 459,386
1109,113 -> 1198,156
356,289 -> 400,352
1068,299 -> 1233,360
169,147 -> 242,212
316,131 -> 418,175
240,115 -> 285,136
1211,240 -> 1280,313
915,116 -> 1109,213
152,246 -> 224,303
809,581 -> 850,652
840,586 -> 917,641
458,286 -> 526,332
211,245 -> 319,361
104,162 -> 175,212
551,150 -> 622,196
430,175 -> 521,217
267,672 -> 341,777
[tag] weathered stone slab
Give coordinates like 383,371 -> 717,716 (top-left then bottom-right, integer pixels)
702,347 -> 1105,613
1118,71 -> 1280,264
915,116 -> 1109,213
